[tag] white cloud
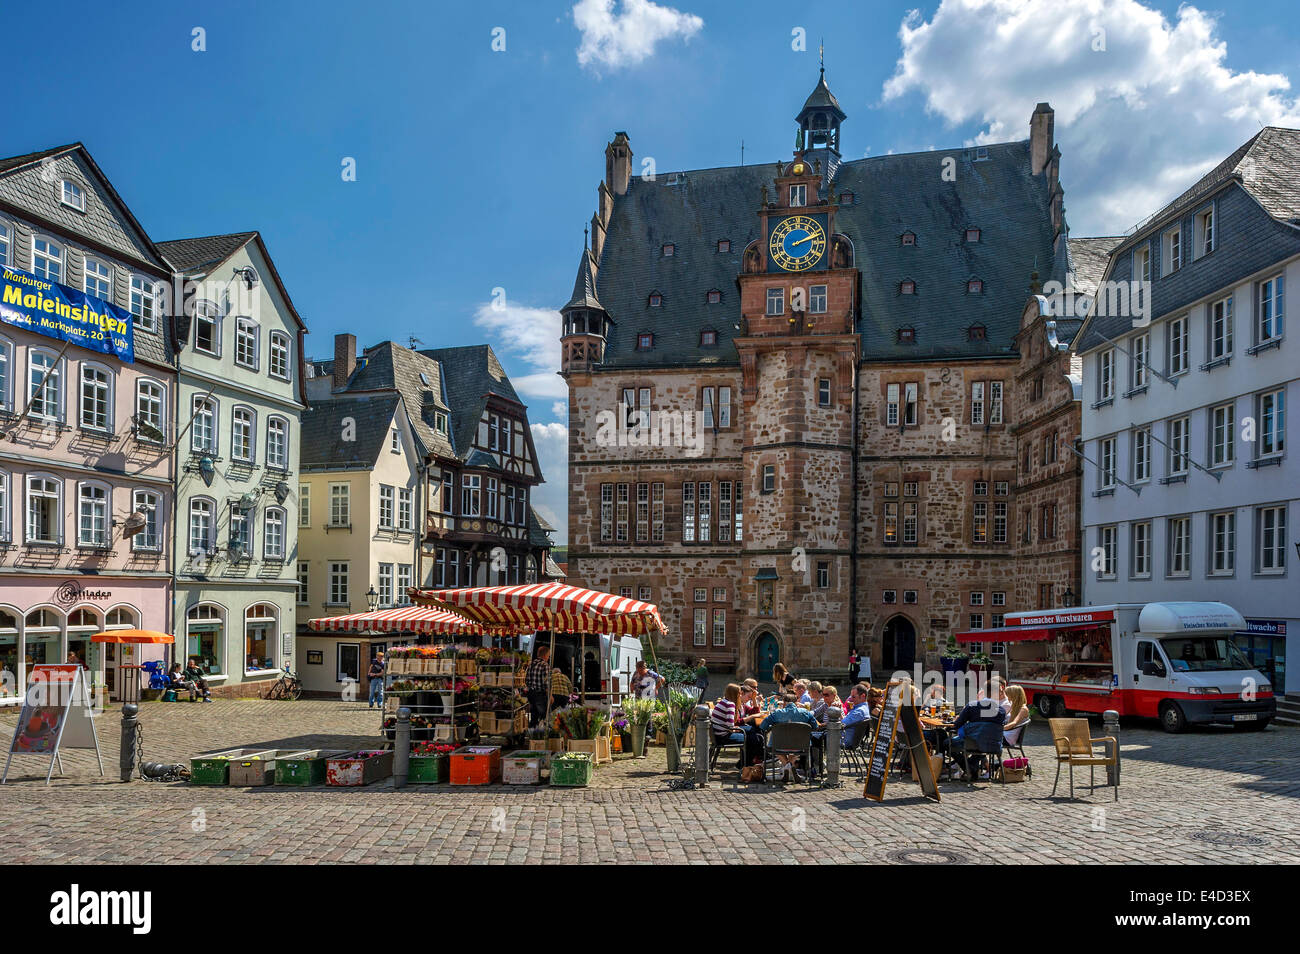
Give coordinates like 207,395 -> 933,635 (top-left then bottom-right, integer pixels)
530,422 -> 570,544
551,401 -> 569,419
572,0 -> 703,72
472,300 -> 566,400
881,0 -> 1300,235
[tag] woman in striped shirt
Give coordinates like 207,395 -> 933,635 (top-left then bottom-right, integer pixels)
711,684 -> 747,764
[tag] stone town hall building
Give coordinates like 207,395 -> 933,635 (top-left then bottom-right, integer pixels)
562,70 -> 1100,680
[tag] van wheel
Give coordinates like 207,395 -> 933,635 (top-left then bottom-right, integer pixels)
1036,695 -> 1059,719
1159,702 -> 1187,733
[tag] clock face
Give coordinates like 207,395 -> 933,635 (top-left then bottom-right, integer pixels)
768,215 -> 827,272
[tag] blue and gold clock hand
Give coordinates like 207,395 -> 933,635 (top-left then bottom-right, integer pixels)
789,233 -> 814,248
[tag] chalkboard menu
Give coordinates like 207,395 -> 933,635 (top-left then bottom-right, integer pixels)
898,700 -> 940,802
863,680 -> 901,801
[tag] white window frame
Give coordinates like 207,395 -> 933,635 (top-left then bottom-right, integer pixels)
1162,225 -> 1181,276
971,381 -> 985,424
297,562 -> 310,604
1256,274 -> 1284,346
76,481 -> 109,548
1133,427 -> 1151,483
130,276 -> 160,332
268,331 -> 291,380
904,382 -> 918,426
32,236 -> 63,282
190,395 -> 217,454
134,378 -> 166,441
718,386 -> 731,427
766,287 -> 785,316
1099,436 -> 1117,489
60,179 -> 85,211
234,318 -> 259,370
328,562 -> 350,605
188,496 -> 215,555
1256,505 -> 1287,576
25,474 -> 62,545
78,362 -> 112,432
1210,402 -> 1234,467
263,507 -> 286,561
0,471 -> 9,542
1256,388 -> 1286,460
398,487 -> 413,531
886,383 -> 899,427
1134,245 -> 1151,284
379,484 -> 395,529
329,483 -> 350,526
809,284 -> 827,314
1209,510 -> 1235,576
83,257 -> 112,300
0,221 -> 10,266
266,416 -> 289,470
1168,416 -> 1190,476
132,488 -> 161,552
1167,516 -> 1192,578
194,313 -> 221,356
1167,315 -> 1189,376
789,184 -> 806,207
1131,333 -> 1149,389
1194,207 -> 1214,259
231,406 -> 255,462
1098,350 -> 1115,401
1208,295 -> 1233,361
299,484 -> 310,528
1098,525 -> 1117,580
1131,521 -> 1151,579
377,563 -> 394,606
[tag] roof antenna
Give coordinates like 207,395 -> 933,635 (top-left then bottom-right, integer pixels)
408,336 -> 423,349
740,139 -> 745,166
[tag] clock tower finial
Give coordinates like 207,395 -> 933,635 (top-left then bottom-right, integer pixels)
796,58 -> 846,181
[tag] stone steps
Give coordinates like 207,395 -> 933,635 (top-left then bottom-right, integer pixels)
1276,694 -> 1300,726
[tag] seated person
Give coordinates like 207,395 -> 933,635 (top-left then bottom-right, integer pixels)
710,684 -> 750,768
866,687 -> 886,718
760,692 -> 821,782
183,657 -> 212,702
1002,685 -> 1030,743
167,663 -> 200,700
950,697 -> 1007,779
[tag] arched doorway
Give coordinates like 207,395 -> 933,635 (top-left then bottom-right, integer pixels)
754,631 -> 780,680
881,616 -> 917,673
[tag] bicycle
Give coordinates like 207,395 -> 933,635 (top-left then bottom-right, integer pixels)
266,665 -> 304,701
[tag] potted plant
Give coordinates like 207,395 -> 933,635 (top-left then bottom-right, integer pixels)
622,697 -> 655,757
940,635 -> 969,673
968,651 -> 992,677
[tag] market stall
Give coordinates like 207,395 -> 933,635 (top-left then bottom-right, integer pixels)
955,619 -> 1114,688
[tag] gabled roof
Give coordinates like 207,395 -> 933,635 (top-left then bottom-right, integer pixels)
528,507 -> 556,548
299,395 -> 401,470
418,344 -> 523,458
336,341 -> 457,461
0,144 -> 78,175
1066,236 -> 1123,296
594,139 -> 1063,368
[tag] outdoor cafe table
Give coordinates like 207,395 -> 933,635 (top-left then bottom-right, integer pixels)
919,716 -> 960,780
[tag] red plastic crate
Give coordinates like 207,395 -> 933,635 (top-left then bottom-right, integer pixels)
450,745 -> 501,785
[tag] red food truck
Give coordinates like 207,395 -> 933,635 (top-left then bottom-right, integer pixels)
956,602 -> 1276,732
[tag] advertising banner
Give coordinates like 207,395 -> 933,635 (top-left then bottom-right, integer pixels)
0,265 -> 134,362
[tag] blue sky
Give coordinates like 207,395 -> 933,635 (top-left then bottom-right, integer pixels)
7,0 -> 1300,541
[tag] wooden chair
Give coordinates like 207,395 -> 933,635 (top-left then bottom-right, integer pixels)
1048,718 -> 1118,801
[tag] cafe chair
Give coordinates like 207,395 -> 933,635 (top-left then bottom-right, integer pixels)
1048,717 -> 1118,801
765,722 -> 814,786
1002,719 -> 1031,777
960,736 -> 1003,785
709,730 -> 748,773
839,720 -> 871,776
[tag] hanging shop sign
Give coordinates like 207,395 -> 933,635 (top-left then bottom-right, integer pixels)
0,265 -> 134,362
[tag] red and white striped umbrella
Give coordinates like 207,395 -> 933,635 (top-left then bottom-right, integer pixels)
409,583 -> 667,636
307,604 -> 522,637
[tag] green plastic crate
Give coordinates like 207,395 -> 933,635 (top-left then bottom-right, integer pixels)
274,749 -> 347,787
190,748 -> 268,786
549,753 -> 594,787
407,754 -> 449,784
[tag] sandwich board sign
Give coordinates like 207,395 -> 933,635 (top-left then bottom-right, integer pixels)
863,678 -> 940,803
2,664 -> 103,785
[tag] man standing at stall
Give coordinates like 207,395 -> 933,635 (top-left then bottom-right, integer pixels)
526,644 -> 552,727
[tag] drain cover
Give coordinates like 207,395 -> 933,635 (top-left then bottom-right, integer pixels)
884,847 -> 972,865
1190,830 -> 1266,848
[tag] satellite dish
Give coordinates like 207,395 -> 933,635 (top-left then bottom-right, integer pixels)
1045,320 -> 1061,351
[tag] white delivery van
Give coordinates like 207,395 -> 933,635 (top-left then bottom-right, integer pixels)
959,601 -> 1276,732
518,632 -> 643,710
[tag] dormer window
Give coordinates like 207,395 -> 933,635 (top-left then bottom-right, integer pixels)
974,146 -> 989,161
899,280 -> 916,295
839,192 -> 855,205
661,243 -> 675,257
418,372 -> 430,386
706,289 -> 721,305
897,327 -> 916,344
60,180 -> 85,212
967,279 -> 984,294
700,330 -> 718,346
637,333 -> 654,350
968,324 -> 987,341
965,228 -> 981,243
789,184 -> 807,207
717,239 -> 731,253
900,232 -> 916,247
648,292 -> 662,308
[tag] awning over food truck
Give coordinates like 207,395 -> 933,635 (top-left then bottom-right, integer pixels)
955,620 -> 1110,643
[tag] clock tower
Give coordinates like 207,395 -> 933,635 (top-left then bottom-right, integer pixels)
732,83 -> 860,672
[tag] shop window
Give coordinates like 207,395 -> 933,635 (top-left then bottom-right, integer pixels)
245,604 -> 278,672
186,604 -> 224,676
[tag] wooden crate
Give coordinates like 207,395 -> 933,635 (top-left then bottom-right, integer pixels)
434,724 -> 471,742
565,735 -> 611,765
388,658 -> 411,675
478,670 -> 497,687
434,658 -> 455,675
456,658 -> 478,676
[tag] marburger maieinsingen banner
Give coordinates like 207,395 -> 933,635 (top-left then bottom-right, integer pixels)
0,265 -> 134,362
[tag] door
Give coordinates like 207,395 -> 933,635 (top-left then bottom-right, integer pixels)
1133,638 -> 1167,718
882,616 -> 916,673
755,633 -> 779,679
337,643 -> 360,686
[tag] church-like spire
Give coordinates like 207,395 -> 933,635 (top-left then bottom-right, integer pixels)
796,55 -> 846,159
563,230 -> 603,314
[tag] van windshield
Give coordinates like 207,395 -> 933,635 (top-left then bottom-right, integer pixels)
1159,637 -> 1251,672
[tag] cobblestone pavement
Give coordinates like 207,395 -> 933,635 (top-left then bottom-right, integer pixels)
1,699 -> 1297,864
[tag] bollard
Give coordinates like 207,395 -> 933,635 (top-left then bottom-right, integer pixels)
694,704 -> 710,786
119,703 -> 139,782
393,706 -> 411,790
1103,709 -> 1120,788
825,705 -> 842,787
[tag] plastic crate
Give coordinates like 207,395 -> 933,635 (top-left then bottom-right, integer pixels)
326,749 -> 394,786
190,748 -> 272,786
228,750 -> 293,786
451,745 -> 501,785
502,750 -> 547,785
408,754 -> 450,784
275,750 -> 348,786
549,753 -> 594,787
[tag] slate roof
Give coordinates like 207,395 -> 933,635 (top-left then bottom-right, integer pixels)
334,341 -> 457,461
0,145 -> 77,175
1066,236 -> 1123,296
418,345 -> 524,458
157,232 -> 258,274
300,395 -> 400,470
594,139 -> 1064,368
564,247 -> 604,311
528,507 -> 555,548
801,72 -> 844,116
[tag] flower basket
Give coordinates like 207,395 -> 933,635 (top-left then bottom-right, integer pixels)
408,754 -> 449,784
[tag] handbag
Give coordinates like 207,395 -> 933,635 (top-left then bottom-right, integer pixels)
741,763 -> 765,783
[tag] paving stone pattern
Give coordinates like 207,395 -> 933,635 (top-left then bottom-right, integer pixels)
1,700 -> 1297,864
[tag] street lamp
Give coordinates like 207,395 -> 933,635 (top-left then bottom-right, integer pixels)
1063,586 -> 1076,607
366,586 -> 379,612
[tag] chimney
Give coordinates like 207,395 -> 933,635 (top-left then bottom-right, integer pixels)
333,333 -> 356,390
1030,102 -> 1054,176
605,131 -> 633,196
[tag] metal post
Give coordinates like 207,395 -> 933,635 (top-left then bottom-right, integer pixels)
825,704 -> 842,787
393,706 -> 411,789
119,703 -> 139,782
694,704 -> 710,787
1103,709 -> 1120,787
